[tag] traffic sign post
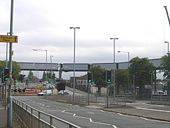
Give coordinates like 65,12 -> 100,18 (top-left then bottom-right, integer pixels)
0,35 -> 18,43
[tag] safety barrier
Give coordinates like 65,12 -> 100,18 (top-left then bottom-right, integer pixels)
13,98 -> 81,128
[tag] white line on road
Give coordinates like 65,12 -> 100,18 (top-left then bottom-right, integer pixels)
112,125 -> 118,128
63,110 -> 118,127
117,113 -> 128,116
100,110 -> 105,112
139,117 -> 149,121
89,118 -> 92,122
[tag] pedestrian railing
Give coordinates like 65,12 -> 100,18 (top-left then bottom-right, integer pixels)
13,98 -> 81,128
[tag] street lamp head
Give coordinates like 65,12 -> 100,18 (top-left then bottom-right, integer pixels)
70,27 -> 80,29
110,38 -> 119,40
164,41 -> 169,44
117,51 -> 121,53
32,49 -> 47,52
32,49 -> 38,51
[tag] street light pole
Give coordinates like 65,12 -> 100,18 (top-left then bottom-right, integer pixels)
70,27 -> 80,102
164,41 -> 169,56
33,49 -> 48,80
7,0 -> 14,127
110,37 -> 119,99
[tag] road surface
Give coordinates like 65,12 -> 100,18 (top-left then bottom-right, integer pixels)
14,96 -> 170,128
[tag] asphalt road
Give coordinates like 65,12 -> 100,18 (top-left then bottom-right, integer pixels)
14,96 -> 170,128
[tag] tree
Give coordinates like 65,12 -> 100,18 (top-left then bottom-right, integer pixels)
115,69 -> 128,94
12,61 -> 20,80
0,60 -> 20,80
161,55 -> 170,94
27,70 -> 34,82
90,65 -> 106,95
129,57 -> 153,97
161,55 -> 170,77
18,74 -> 25,82
42,71 -> 46,81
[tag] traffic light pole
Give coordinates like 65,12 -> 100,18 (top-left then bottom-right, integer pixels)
87,83 -> 90,105
106,86 -> 109,108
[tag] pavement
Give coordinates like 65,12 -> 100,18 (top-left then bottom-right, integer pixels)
0,102 -> 6,128
103,107 -> 170,122
87,102 -> 170,122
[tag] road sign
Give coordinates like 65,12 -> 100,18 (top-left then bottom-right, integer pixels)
0,35 -> 18,43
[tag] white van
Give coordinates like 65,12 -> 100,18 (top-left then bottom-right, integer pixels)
37,90 -> 52,96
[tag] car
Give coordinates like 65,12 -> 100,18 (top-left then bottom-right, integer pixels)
57,90 -> 71,96
37,90 -> 52,96
155,90 -> 166,95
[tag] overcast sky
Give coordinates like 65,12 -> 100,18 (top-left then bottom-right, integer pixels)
0,0 -> 170,78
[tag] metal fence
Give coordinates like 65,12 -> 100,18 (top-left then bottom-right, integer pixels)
151,95 -> 170,105
13,99 -> 81,128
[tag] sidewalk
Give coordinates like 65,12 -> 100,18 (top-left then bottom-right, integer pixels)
102,105 -> 170,122
87,103 -> 170,122
0,102 -> 6,128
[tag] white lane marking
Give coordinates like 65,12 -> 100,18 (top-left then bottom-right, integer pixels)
117,113 -> 123,116
112,125 -> 118,128
136,107 -> 170,113
63,110 -> 118,127
100,110 -> 105,112
62,110 -> 89,120
117,113 -> 132,117
89,118 -> 92,122
90,119 -> 111,126
140,117 -> 149,121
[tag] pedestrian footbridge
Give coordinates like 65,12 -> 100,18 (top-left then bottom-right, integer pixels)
17,58 -> 162,72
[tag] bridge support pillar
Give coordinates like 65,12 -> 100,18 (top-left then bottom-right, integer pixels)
59,64 -> 63,80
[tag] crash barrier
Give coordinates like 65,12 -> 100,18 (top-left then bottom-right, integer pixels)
151,95 -> 170,105
13,99 -> 81,128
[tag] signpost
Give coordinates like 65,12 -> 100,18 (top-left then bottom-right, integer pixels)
0,35 -> 18,43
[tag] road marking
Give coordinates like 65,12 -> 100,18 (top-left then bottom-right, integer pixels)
100,110 -> 105,112
136,107 -> 170,113
112,125 -> 118,128
89,118 -> 92,122
140,117 -> 149,120
117,113 -> 123,116
90,119 -> 111,126
63,110 -> 118,127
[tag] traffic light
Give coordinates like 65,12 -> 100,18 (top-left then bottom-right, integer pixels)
106,70 -> 112,83
88,72 -> 92,83
3,68 -> 10,81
